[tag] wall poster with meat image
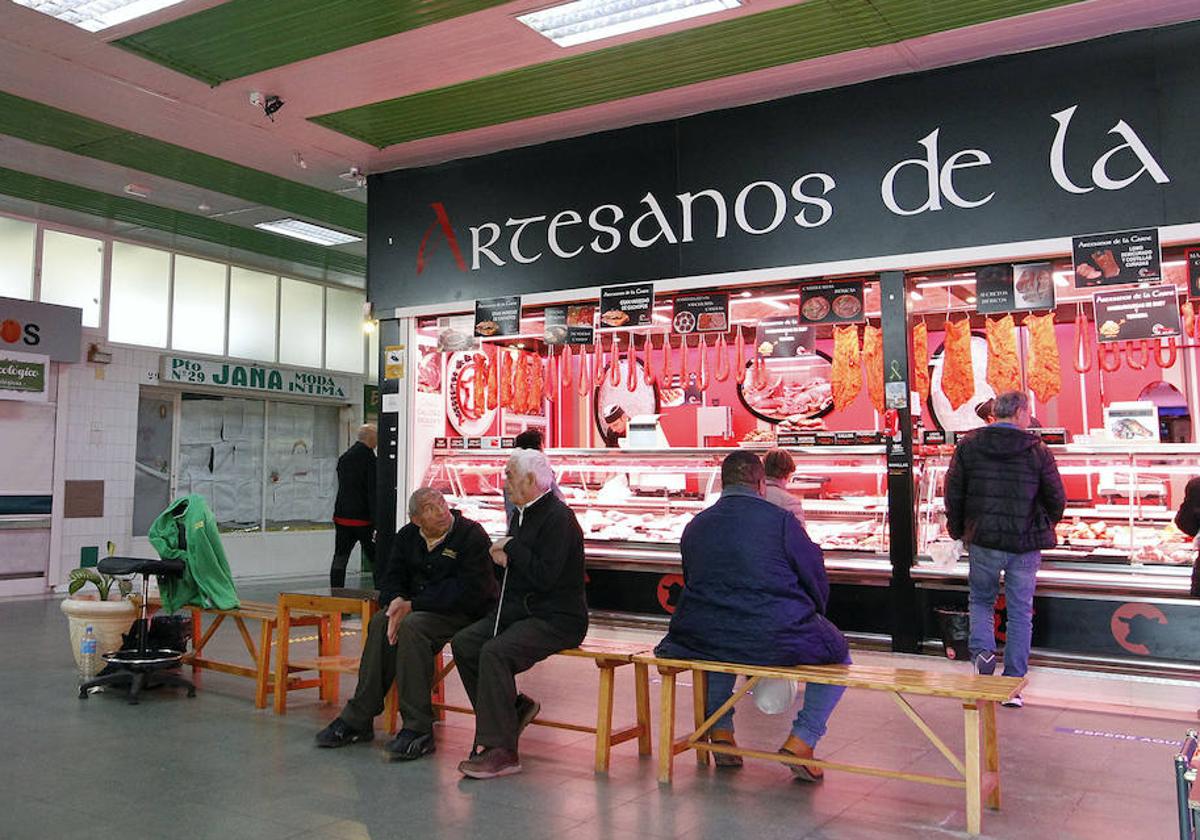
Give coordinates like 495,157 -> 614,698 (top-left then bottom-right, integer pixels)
446,350 -> 497,436
799,280 -> 865,325
672,292 -> 728,334
598,283 -> 653,329
1092,283 -> 1182,343
543,305 -> 594,345
474,295 -> 521,337
1072,227 -> 1162,288
416,346 -> 442,394
976,263 -> 1056,314
737,352 -> 834,424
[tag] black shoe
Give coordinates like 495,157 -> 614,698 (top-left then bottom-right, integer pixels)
384,729 -> 435,762
515,693 -> 541,735
315,718 -> 374,748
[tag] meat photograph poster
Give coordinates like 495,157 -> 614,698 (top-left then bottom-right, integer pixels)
598,283 -> 653,329
799,280 -> 865,324
474,296 -> 521,337
671,292 -> 729,334
976,263 -> 1056,313
543,305 -> 593,345
1188,249 -> 1200,299
1091,283 -> 1182,342
1071,227 -> 1162,287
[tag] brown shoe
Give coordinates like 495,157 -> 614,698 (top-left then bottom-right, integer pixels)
515,693 -> 541,736
779,734 -> 823,782
710,727 -> 743,768
458,747 -> 522,779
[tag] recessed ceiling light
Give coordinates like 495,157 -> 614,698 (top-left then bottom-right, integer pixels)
14,0 -> 190,32
518,0 -> 741,48
254,219 -> 361,247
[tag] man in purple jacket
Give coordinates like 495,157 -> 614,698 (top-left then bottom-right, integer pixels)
655,450 -> 849,781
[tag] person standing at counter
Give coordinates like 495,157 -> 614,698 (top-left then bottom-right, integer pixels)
655,450 -> 849,781
330,424 -> 377,588
1175,477 -> 1200,596
452,449 -> 588,779
600,404 -> 629,447
762,448 -> 806,526
945,391 -> 1066,707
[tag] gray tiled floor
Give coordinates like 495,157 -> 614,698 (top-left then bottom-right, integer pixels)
0,576 -> 1186,839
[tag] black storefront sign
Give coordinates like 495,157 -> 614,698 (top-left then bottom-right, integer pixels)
598,283 -> 653,329
671,292 -> 728,334
369,24 -> 1200,313
1188,249 -> 1200,299
1092,283 -> 1181,343
976,262 -> 1056,314
474,296 -> 520,337
543,305 -> 593,345
1072,227 -> 1162,288
753,316 -> 814,357
799,280 -> 865,324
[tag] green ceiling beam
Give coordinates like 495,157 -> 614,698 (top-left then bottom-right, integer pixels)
0,166 -> 366,276
0,90 -> 366,233
310,0 -> 1088,149
114,0 -> 514,86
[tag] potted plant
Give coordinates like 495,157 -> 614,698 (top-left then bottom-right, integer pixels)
60,542 -> 137,667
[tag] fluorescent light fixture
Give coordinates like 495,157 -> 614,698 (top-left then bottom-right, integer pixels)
14,0 -> 189,32
254,219 -> 361,247
518,0 -> 740,48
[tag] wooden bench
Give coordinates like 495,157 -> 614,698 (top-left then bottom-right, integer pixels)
274,590 -> 378,714
635,655 -> 1025,837
186,600 -> 327,708
383,639 -> 653,773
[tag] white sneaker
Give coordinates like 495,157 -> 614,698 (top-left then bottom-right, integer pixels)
1001,693 -> 1023,708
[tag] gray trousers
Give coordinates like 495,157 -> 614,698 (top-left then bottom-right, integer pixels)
451,614 -> 583,752
341,610 -> 472,735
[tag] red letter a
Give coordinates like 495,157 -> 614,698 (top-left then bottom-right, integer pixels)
416,202 -> 467,274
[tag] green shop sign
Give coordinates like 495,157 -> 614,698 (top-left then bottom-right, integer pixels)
0,351 -> 48,402
161,356 -> 354,401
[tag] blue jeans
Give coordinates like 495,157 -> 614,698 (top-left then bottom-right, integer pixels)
968,544 -> 1040,677
704,654 -> 851,749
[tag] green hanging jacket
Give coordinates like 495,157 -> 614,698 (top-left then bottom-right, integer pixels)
148,494 -> 240,613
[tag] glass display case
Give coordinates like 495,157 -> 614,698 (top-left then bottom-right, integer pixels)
422,445 -> 892,578
915,443 -> 1200,594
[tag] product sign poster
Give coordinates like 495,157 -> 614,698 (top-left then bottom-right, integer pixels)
976,263 -> 1056,313
672,292 -> 729,334
799,280 -> 864,324
474,296 -> 521,337
598,283 -> 653,329
0,350 -> 48,402
1188,249 -> 1200,299
383,344 -> 405,380
543,305 -> 593,345
753,316 -> 815,357
1092,283 -> 1181,343
1072,228 -> 1161,287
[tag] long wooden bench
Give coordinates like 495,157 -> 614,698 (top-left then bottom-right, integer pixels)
635,655 -> 1025,837
383,639 -> 652,773
186,600 -> 327,708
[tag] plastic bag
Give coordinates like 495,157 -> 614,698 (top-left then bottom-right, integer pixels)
753,678 -> 798,715
929,539 -> 964,569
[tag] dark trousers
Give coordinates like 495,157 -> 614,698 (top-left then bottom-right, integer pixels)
450,614 -> 583,752
340,610 -> 471,734
330,523 -> 375,588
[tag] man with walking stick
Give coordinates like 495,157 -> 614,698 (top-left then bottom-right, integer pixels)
451,449 -> 588,779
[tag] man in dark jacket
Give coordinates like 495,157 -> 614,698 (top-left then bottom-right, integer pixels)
452,449 -> 588,779
945,391 -> 1066,704
655,450 -> 849,782
330,424 -> 377,588
316,488 -> 496,760
1174,477 -> 1200,595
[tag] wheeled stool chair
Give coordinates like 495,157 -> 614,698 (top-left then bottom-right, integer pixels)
79,556 -> 196,704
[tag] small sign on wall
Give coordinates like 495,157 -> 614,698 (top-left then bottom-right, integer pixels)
0,350 -> 49,402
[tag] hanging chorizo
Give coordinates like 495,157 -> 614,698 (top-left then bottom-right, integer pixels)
663,334 -> 673,386
912,320 -> 930,400
577,344 -> 592,397
735,329 -> 747,385
1153,336 -> 1178,368
626,337 -> 638,392
697,335 -> 710,392
593,341 -> 607,388
713,333 -> 730,382
610,337 -> 621,386
1098,342 -> 1122,372
679,335 -> 689,384
545,348 -> 556,403
1124,339 -> 1149,371
642,334 -> 656,386
561,344 -> 573,388
1183,300 -> 1196,340
1073,308 -> 1093,374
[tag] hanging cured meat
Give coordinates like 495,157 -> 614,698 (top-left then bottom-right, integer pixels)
1183,300 -> 1196,339
1073,309 -> 1093,374
663,335 -> 673,386
545,349 -> 556,403
912,320 -> 930,401
562,344 -> 573,388
679,335 -> 689,384
735,329 -> 746,385
609,338 -> 621,386
593,342 -> 607,387
985,315 -> 1021,395
697,335 -> 710,391
486,347 -> 498,410
1153,337 -> 1178,368
626,339 -> 638,392
753,352 -> 769,390
1124,339 -> 1149,371
512,352 -> 528,412
497,351 -> 511,408
473,353 -> 488,416
529,353 -> 544,409
862,324 -> 885,414
1024,313 -> 1061,404
941,317 -> 975,411
1099,342 -> 1121,372
831,325 -> 862,411
577,345 -> 591,397
714,334 -> 730,382
642,335 -> 656,386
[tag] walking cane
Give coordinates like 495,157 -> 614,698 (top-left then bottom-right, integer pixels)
492,565 -> 508,638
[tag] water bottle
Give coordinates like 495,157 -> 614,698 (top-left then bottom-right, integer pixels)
79,625 -> 99,682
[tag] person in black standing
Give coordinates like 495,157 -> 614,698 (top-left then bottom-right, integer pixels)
452,448 -> 588,779
1175,477 -> 1200,596
330,424 -> 377,588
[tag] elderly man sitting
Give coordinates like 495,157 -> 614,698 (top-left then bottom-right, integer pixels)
655,450 -> 849,781
452,449 -> 588,779
315,488 -> 496,760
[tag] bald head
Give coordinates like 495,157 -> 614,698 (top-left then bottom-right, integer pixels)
358,424 -> 377,449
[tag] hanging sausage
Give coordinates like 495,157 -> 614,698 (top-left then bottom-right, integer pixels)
912,320 -> 930,401
545,348 -> 556,403
697,335 -> 710,392
561,344 -> 573,388
473,352 -> 488,417
713,333 -> 730,382
577,344 -> 592,397
1072,307 -> 1093,374
734,329 -> 747,385
642,334 -> 657,386
941,316 -> 975,411
609,337 -> 621,386
593,341 -> 607,388
1098,342 -> 1121,372
1153,336 -> 1178,368
626,338 -> 638,392
679,335 -> 689,384
486,346 -> 498,410
1182,300 -> 1196,339
1124,339 -> 1149,371
662,334 -> 673,386
831,325 -> 862,412
984,314 -> 1021,395
862,324 -> 885,414
1024,312 -> 1061,404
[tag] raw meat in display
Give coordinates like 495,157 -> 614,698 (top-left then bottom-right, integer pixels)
486,348 -> 498,410
1024,313 -> 1061,404
735,330 -> 746,384
753,352 -> 769,390
862,324 -> 884,414
741,372 -> 831,418
941,317 -> 975,411
831,325 -> 862,411
912,320 -> 930,400
714,334 -> 729,382
1124,339 -> 1148,371
984,314 -> 1021,395
1072,309 -> 1093,374
1153,336 -> 1178,368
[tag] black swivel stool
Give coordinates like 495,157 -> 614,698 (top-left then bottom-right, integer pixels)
79,556 -> 196,704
